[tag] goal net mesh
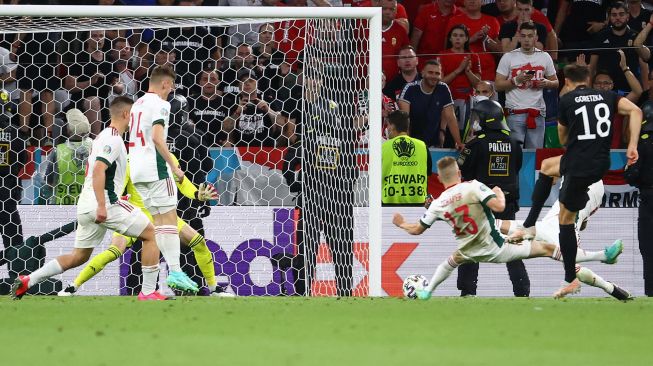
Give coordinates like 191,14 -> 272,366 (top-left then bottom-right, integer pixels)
0,13 -> 372,297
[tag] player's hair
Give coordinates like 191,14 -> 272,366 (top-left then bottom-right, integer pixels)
387,110 -> 410,133
423,59 -> 441,68
150,65 -> 176,84
437,156 -> 459,182
608,1 -> 628,14
516,0 -> 533,6
564,64 -> 591,83
519,21 -> 537,33
109,96 -> 134,116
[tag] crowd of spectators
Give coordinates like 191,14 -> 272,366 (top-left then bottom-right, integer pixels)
3,0 -> 653,202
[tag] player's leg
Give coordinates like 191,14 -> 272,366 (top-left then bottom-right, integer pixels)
11,212 -> 101,299
60,234 -> 133,295
576,265 -> 633,301
178,220 -> 227,296
136,222 -> 169,300
496,202 -> 530,297
138,180 -> 197,293
416,251 -> 468,300
522,156 -> 561,229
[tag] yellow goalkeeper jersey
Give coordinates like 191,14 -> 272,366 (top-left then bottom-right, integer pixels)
123,153 -> 198,209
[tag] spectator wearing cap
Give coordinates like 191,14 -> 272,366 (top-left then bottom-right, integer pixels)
36,109 -> 93,205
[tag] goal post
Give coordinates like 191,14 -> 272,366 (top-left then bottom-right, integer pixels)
0,5 -> 383,297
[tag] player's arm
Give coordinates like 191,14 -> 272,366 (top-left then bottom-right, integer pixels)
92,160 -> 109,223
485,186 -> 506,213
392,213 -> 427,235
557,123 -> 569,146
442,104 -> 463,150
618,97 -> 642,164
152,123 -> 184,181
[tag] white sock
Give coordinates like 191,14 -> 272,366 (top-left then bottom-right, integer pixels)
141,264 -> 160,295
575,266 -> 614,294
28,259 -> 63,287
551,246 -> 605,263
426,258 -> 457,293
575,248 -> 606,263
155,225 -> 181,272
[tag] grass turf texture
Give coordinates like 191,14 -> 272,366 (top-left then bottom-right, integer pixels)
1,297 -> 651,366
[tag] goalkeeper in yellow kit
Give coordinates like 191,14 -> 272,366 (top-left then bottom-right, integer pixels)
58,154 -> 233,297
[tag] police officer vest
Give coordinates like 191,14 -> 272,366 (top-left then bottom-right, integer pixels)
55,142 -> 86,205
382,135 -> 428,204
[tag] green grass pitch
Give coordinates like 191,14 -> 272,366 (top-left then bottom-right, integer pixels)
1,296 -> 651,366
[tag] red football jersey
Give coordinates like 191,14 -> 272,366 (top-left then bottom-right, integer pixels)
343,0 -> 408,20
439,49 -> 482,100
382,20 -> 410,80
413,3 -> 461,65
274,19 -> 306,66
446,14 -> 500,80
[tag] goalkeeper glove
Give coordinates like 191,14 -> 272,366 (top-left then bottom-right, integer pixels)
196,183 -> 219,201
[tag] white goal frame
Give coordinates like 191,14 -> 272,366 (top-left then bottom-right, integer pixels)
0,5 -> 384,297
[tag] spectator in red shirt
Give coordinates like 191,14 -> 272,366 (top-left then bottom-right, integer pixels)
344,0 -> 409,32
381,0 -> 410,81
403,0 -> 432,25
496,0 -> 558,60
441,25 -> 482,101
411,0 -> 461,68
446,0 -> 502,81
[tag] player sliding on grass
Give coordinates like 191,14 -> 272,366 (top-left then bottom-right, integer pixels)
393,157 -> 624,300
11,97 -> 170,300
57,153 -> 233,297
497,180 -> 632,300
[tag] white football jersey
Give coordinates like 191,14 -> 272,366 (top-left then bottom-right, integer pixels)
128,93 -> 171,183
421,180 -> 504,258
536,180 -> 605,244
77,126 -> 128,214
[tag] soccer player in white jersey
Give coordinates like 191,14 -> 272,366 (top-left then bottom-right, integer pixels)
393,157 -> 623,300
498,180 -> 633,300
11,97 -> 167,300
128,65 -> 197,293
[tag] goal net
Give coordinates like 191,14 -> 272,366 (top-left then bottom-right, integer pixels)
0,5 -> 382,297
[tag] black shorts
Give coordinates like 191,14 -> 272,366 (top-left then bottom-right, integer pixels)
559,175 -> 601,212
